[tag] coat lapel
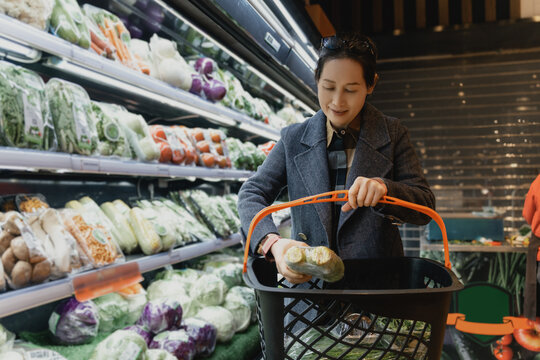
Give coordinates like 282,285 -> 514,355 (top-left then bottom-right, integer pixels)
294,111 -> 332,241
338,103 -> 394,230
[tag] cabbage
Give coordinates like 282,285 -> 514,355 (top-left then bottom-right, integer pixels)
211,263 -> 243,290
228,286 -> 257,323
122,290 -> 148,325
48,298 -> 99,345
147,280 -> 187,301
150,330 -> 196,360
202,79 -> 226,102
182,317 -> 217,356
195,306 -> 235,343
223,292 -> 251,332
137,299 -> 182,334
147,348 -> 177,360
94,293 -> 129,333
123,325 -> 153,345
90,330 -> 147,360
154,268 -> 199,293
190,274 -> 227,306
194,57 -> 216,75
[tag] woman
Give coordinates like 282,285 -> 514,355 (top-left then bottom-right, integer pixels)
238,33 -> 435,284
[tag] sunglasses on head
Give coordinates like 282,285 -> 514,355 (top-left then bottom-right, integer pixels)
321,36 -> 375,58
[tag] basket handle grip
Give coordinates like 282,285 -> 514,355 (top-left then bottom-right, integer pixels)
242,190 -> 451,273
447,313 -> 534,334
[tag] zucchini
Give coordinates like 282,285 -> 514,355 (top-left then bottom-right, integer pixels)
285,246 -> 344,282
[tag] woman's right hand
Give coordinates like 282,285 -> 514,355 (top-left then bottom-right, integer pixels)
270,238 -> 312,284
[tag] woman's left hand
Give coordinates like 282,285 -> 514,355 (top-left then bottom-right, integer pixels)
342,176 -> 387,212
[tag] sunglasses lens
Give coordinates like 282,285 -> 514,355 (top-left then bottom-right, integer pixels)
322,37 -> 340,50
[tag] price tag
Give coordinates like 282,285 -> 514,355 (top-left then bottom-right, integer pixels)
81,158 -> 100,172
264,32 -> 281,52
157,166 -> 169,177
73,262 -> 143,302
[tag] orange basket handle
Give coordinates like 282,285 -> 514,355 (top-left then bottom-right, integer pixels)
242,190 -> 451,273
447,313 -> 534,335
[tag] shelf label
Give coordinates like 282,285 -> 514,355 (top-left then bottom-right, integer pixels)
81,158 -> 100,172
73,262 -> 142,302
157,166 -> 169,177
264,32 -> 281,52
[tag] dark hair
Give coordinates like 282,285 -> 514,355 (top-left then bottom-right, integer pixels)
314,33 -> 378,88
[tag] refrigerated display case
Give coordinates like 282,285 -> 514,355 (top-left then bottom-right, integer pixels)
0,0 -> 316,357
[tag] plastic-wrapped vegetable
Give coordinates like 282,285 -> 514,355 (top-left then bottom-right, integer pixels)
179,190 -> 231,238
147,349 -> 176,360
0,61 -> 57,151
190,274 -> 227,307
195,306 -> 235,343
100,201 -> 138,254
210,263 -> 243,290
150,329 -> 196,360
137,200 -> 176,250
285,245 -> 345,283
99,103 -> 159,162
214,197 -> 241,233
46,78 -> 98,155
223,292 -> 251,332
146,280 -> 198,318
48,298 -> 99,345
129,207 -> 162,255
89,330 -> 147,360
0,0 -> 54,30
91,102 -> 131,158
136,299 -> 183,334
150,200 -> 191,246
0,323 -> 16,353
120,286 -> 147,325
49,0 -> 90,48
94,292 -> 129,333
149,34 -> 193,91
123,325 -> 153,345
154,268 -> 199,293
228,286 -> 257,323
182,317 -> 217,356
162,198 -> 215,242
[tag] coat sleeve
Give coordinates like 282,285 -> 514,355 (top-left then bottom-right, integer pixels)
238,132 -> 288,255
378,121 -> 435,225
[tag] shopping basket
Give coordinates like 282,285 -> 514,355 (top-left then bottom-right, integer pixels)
242,190 -> 463,360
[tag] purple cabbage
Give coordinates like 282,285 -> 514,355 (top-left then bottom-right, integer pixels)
189,74 -> 203,96
202,79 -> 226,102
182,318 -> 217,356
128,24 -> 144,39
124,325 -> 153,345
150,330 -> 196,360
49,298 -> 99,345
194,58 -> 216,76
136,300 -> 183,334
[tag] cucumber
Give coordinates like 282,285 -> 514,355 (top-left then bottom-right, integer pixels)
285,246 -> 344,282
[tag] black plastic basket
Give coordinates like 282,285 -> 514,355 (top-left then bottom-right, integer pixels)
242,191 -> 463,359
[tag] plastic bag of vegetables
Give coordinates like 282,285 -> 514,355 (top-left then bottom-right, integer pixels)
137,200 -> 177,250
49,0 -> 90,48
45,78 -> 99,155
89,329 -> 147,360
162,197 -> 216,242
48,298 -> 99,345
100,104 -> 159,162
149,34 -> 193,91
90,101 -> 131,158
100,200 -> 138,254
0,61 -> 57,151
0,0 -> 54,30
154,268 -> 199,293
179,190 -> 231,238
0,323 -> 15,353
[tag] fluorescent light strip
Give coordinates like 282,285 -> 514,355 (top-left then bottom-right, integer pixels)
247,0 -> 295,47
52,60 -> 238,127
273,0 -> 308,44
294,41 -> 316,70
154,0 -> 246,66
0,35 -> 40,61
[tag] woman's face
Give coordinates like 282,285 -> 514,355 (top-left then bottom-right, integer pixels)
317,58 -> 376,129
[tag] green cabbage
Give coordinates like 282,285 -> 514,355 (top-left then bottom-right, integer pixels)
94,292 -> 129,333
195,306 -> 235,343
190,274 -> 227,306
90,330 -> 147,360
223,292 -> 251,332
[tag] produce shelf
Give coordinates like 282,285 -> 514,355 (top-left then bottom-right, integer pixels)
0,234 -> 241,318
0,14 -> 280,141
0,147 -> 254,180
421,243 -> 528,253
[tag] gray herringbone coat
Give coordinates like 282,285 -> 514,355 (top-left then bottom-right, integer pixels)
238,103 -> 435,259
